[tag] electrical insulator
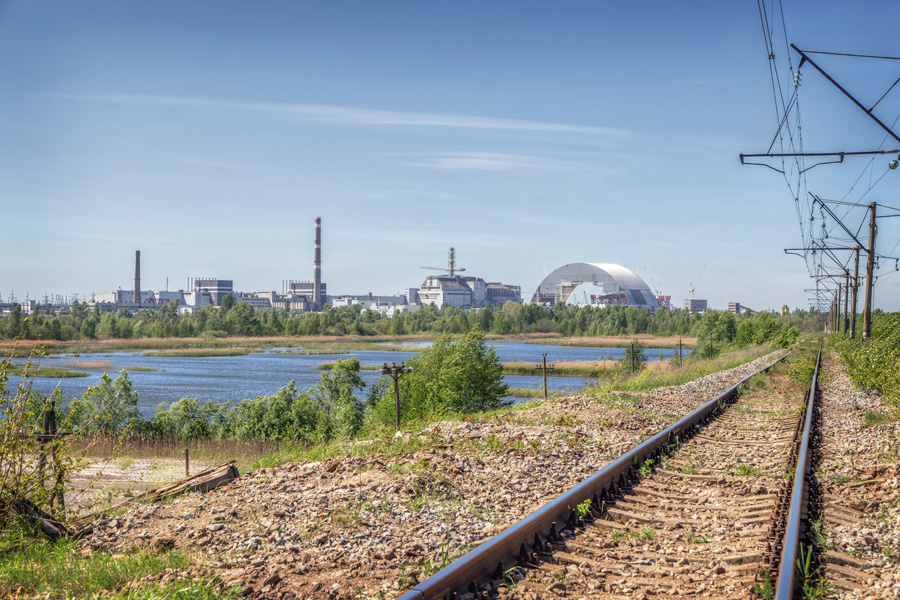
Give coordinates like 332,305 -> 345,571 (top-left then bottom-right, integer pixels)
793,71 -> 802,87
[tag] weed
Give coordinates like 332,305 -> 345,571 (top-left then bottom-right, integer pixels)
809,517 -> 834,551
686,528 -> 709,544
735,463 -> 763,477
637,459 -> 653,478
796,544 -> 836,599
576,499 -> 593,520
751,567 -> 775,600
681,456 -> 698,475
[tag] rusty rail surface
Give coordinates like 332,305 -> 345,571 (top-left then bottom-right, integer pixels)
774,343 -> 822,599
398,352 -> 791,600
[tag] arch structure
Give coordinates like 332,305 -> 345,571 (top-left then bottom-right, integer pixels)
531,262 -> 659,310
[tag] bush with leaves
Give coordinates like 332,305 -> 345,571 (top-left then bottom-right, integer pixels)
0,353 -> 81,525
378,329 -> 507,424
65,370 -> 139,436
837,311 -> 900,405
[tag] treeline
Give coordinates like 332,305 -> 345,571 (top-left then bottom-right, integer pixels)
835,311 -> 900,406
19,329 -> 508,444
0,297 -> 824,341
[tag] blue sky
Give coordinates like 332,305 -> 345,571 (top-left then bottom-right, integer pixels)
2,1 -> 900,312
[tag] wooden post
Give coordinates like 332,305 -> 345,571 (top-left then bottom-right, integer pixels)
185,448 -> 190,477
851,246 -> 860,339
542,354 -> 548,400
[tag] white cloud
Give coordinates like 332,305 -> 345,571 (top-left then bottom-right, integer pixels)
44,93 -> 637,138
407,151 -> 590,172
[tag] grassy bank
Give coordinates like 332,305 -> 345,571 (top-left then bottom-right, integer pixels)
502,359 -> 616,377
7,367 -> 88,378
518,334 -> 697,349
587,344 -> 775,394
0,531 -> 237,599
1,333 -> 696,358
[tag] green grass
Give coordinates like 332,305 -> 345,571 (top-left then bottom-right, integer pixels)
504,387 -> 565,399
585,345 -> 774,394
734,463 -> 763,477
864,410 -> 900,427
122,366 -> 163,372
0,530 -> 233,599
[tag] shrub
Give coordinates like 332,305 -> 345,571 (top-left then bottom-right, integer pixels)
395,329 -> 508,421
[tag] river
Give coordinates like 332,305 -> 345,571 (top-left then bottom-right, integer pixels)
18,342 -> 685,417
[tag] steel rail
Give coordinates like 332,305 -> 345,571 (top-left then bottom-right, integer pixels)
398,352 -> 791,600
774,343 -> 822,599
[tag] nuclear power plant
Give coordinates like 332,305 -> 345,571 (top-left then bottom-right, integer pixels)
92,218 -> 331,314
52,221 -> 725,318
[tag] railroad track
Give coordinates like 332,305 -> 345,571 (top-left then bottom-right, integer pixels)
399,346 -> 824,600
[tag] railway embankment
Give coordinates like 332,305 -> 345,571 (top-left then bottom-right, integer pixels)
74,350 -> 788,599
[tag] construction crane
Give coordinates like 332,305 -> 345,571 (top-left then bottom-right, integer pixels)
421,247 -> 466,277
688,262 -> 706,299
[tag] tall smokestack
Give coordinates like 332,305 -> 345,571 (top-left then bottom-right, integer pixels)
134,250 -> 141,304
314,217 -> 322,310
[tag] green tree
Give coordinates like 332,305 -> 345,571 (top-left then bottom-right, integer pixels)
397,328 -> 508,420
220,293 -> 236,313
311,358 -> 366,438
66,369 -> 139,435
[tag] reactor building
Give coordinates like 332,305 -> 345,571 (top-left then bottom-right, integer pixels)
531,262 -> 660,311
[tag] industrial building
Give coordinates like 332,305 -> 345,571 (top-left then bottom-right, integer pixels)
88,218 -> 329,315
532,263 -> 660,312
405,248 -> 523,309
684,298 -> 708,315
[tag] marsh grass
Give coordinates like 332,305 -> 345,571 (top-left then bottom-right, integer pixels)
315,362 -> 380,371
502,360 -> 616,377
143,348 -> 252,358
64,359 -> 113,370
521,334 -> 697,349
273,348 -> 350,355
6,366 -> 88,378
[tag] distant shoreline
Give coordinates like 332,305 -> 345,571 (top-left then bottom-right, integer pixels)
0,333 -> 696,357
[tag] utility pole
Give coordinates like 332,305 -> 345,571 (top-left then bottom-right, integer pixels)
381,363 -> 412,431
534,353 -> 555,400
851,247 -> 860,339
863,202 -> 876,340
843,269 -> 850,334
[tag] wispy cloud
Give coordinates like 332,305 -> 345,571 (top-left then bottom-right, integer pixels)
44,93 -> 636,138
407,151 -> 594,173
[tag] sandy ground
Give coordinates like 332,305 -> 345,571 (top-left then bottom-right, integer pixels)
65,456 -> 211,515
